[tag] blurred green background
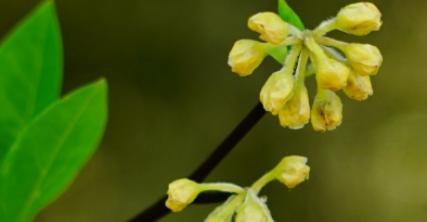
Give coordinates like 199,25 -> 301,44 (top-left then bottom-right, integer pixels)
1,0 -> 426,221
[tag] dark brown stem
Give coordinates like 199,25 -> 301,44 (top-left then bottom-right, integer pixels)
127,102 -> 266,222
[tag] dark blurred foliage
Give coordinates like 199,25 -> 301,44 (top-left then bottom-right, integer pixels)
1,0 -> 426,221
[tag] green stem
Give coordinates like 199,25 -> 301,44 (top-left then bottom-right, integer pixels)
305,37 -> 327,60
250,171 -> 276,194
289,24 -> 303,38
200,183 -> 244,194
316,36 -> 348,51
281,44 -> 303,74
313,18 -> 337,36
295,49 -> 309,89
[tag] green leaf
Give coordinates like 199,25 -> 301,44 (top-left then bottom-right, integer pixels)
0,1 -> 63,158
0,79 -> 108,222
278,0 -> 305,30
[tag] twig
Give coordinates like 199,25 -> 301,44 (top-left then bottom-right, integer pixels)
127,102 -> 266,222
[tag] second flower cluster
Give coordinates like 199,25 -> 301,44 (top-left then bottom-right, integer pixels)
166,156 -> 310,222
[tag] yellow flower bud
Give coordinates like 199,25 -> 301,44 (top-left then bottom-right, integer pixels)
248,12 -> 288,45
336,2 -> 382,36
344,43 -> 383,76
305,37 -> 349,91
165,179 -> 201,212
344,71 -> 373,101
260,70 -> 295,115
235,191 -> 274,222
311,89 -> 343,132
228,39 -> 267,76
316,58 -> 350,91
273,156 -> 310,189
279,86 -> 310,129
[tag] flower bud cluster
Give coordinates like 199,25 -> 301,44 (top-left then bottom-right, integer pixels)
165,155 -> 310,221
228,2 -> 383,132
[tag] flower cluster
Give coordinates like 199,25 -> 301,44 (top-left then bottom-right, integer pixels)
228,2 -> 383,132
165,156 -> 310,221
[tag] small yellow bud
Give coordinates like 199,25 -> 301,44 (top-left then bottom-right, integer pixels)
279,86 -> 310,129
235,191 -> 274,222
260,70 -> 295,115
273,156 -> 310,189
344,71 -> 373,101
345,43 -> 383,76
248,12 -> 288,45
316,58 -> 350,91
165,179 -> 201,212
228,39 -> 267,76
311,89 -> 343,132
336,2 -> 382,36
305,37 -> 349,91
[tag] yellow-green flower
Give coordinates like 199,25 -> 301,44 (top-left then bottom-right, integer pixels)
305,37 -> 350,91
228,39 -> 267,76
344,43 -> 383,76
315,57 -> 350,91
235,190 -> 274,222
311,89 -> 343,132
344,71 -> 373,101
167,156 -> 311,221
166,179 -> 201,212
335,2 -> 382,36
204,194 -> 245,222
273,156 -> 310,189
228,2 -> 383,131
279,85 -> 310,129
248,12 -> 289,45
260,70 -> 295,115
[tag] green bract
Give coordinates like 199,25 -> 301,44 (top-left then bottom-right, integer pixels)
278,0 -> 304,30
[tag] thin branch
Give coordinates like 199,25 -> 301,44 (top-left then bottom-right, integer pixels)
189,102 -> 266,182
193,192 -> 231,204
128,102 -> 266,222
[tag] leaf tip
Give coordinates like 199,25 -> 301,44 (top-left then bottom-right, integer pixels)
277,0 -> 305,30
94,78 -> 108,92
